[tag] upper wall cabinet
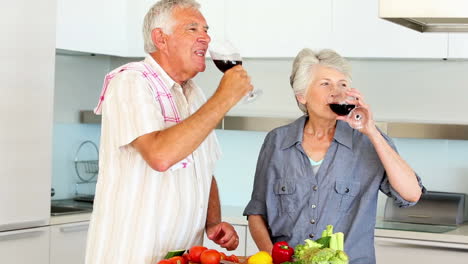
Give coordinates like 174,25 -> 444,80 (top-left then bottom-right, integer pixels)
125,0 -> 154,57
448,33 -> 468,59
224,0 -> 333,58
332,0 -> 448,58
56,0 -> 126,56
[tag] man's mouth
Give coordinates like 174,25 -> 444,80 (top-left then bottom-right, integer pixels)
194,49 -> 206,57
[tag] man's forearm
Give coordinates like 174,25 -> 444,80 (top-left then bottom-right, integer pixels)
206,177 -> 221,229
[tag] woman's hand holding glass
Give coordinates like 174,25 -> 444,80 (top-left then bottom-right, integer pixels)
328,86 -> 374,133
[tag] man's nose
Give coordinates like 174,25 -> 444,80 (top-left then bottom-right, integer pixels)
198,32 -> 211,44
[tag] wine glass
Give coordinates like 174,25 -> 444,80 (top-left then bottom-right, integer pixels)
209,40 -> 262,103
327,86 -> 367,129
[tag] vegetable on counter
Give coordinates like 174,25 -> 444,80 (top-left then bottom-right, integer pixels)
293,225 -> 349,264
272,241 -> 294,264
248,251 -> 273,264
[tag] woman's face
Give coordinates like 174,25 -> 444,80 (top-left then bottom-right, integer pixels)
297,65 -> 349,119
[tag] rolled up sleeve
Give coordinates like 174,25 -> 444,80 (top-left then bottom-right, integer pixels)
243,136 -> 274,219
380,173 -> 426,208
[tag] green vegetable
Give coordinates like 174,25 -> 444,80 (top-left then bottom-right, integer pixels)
293,225 -> 349,264
164,249 -> 186,259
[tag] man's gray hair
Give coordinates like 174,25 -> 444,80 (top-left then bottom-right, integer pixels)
289,48 -> 352,114
143,0 -> 201,54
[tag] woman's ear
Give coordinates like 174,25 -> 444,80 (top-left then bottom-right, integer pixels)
296,94 -> 306,105
151,28 -> 166,50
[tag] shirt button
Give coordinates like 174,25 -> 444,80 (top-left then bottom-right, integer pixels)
313,185 -> 318,191
309,233 -> 315,238
345,187 -> 350,193
310,219 -> 316,224
311,204 -> 317,209
281,186 -> 286,192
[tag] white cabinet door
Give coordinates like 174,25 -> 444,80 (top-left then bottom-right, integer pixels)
448,33 -> 468,58
0,227 -> 50,264
375,236 -> 468,264
56,0 -> 126,55
50,221 -> 90,264
1,0 -> 54,232
225,0 -> 333,58
332,0 -> 448,58
203,225 -> 246,256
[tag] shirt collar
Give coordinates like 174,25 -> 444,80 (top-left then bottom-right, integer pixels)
280,115 -> 353,150
144,55 -> 196,91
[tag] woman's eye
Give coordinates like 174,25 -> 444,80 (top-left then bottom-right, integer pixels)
321,82 -> 329,86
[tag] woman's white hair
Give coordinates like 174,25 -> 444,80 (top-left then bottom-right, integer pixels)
290,48 -> 352,114
143,0 -> 201,54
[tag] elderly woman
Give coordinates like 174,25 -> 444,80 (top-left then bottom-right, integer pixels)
243,48 -> 424,264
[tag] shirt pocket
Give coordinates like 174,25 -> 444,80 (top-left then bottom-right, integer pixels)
274,179 -> 297,213
334,180 -> 361,213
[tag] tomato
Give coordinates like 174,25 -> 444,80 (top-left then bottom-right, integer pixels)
189,246 -> 208,263
200,249 -> 221,264
182,253 -> 190,263
227,255 -> 240,263
158,260 -> 173,264
219,252 -> 227,260
169,256 -> 187,264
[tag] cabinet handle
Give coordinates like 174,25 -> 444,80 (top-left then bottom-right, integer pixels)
0,228 -> 46,241
375,236 -> 468,250
60,223 -> 89,233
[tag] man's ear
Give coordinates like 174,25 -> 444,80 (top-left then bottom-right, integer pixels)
151,28 -> 166,50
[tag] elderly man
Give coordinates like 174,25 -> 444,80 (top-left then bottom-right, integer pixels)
85,0 -> 253,263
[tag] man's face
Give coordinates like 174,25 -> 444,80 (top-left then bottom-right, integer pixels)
164,7 -> 211,80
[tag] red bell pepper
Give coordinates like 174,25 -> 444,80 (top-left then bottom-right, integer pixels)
272,241 -> 294,264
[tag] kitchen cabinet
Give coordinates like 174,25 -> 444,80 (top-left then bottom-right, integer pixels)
375,236 -> 468,264
0,226 -> 50,264
332,0 -> 448,58
50,221 -> 90,264
448,33 -> 468,59
224,0 -> 333,58
56,0 -> 126,56
203,224 -> 247,256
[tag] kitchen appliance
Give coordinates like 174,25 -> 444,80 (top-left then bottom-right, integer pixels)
0,0 -> 55,262
384,191 -> 468,225
379,0 -> 468,32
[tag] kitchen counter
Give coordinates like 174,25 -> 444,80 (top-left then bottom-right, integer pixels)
221,206 -> 468,247
49,203 -> 468,246
50,199 -> 93,225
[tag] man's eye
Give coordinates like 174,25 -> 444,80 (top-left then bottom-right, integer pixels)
321,82 -> 329,86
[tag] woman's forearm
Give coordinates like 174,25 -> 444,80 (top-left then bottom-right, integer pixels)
368,128 -> 422,202
248,215 -> 273,254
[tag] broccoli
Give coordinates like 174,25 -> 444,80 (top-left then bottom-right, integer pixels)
293,225 -> 349,264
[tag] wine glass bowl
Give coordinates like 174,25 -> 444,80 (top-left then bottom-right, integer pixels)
208,39 -> 262,103
327,87 -> 366,129
209,40 -> 242,73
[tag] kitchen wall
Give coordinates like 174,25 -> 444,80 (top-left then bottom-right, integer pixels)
52,54 -> 468,217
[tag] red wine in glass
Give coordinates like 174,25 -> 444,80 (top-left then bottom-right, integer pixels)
329,103 -> 356,116
213,59 -> 242,73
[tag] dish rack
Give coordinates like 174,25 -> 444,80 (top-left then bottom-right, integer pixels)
74,140 -> 99,202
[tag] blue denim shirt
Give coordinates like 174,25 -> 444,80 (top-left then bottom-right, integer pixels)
243,115 -> 424,264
